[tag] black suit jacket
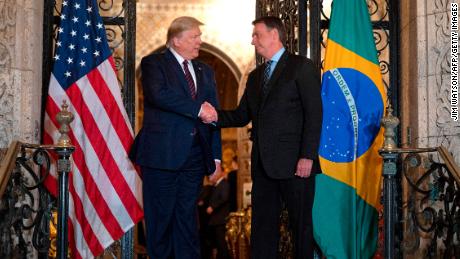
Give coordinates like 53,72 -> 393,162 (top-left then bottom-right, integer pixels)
130,49 -> 222,174
218,51 -> 322,179
208,179 -> 230,226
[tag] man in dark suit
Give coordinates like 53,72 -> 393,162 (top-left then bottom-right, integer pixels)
205,16 -> 322,259
206,171 -> 231,259
129,16 -> 222,259
197,182 -> 214,259
227,156 -> 238,212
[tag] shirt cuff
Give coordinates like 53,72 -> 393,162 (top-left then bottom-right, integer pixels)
197,105 -> 203,118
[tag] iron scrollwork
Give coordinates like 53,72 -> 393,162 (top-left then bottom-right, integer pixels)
402,153 -> 460,258
0,145 -> 55,259
256,0 -> 305,61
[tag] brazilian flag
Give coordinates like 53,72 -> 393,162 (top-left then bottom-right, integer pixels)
312,0 -> 386,258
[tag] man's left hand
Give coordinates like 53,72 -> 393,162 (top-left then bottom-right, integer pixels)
295,158 -> 313,178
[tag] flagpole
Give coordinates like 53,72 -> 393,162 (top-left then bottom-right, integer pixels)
380,105 -> 399,259
120,0 -> 137,258
54,101 -> 75,259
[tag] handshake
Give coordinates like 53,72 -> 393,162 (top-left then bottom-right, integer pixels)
199,101 -> 218,124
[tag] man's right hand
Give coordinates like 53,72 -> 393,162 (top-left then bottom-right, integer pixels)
199,101 -> 218,124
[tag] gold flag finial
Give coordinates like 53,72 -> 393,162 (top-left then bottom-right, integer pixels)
56,100 -> 74,147
381,103 -> 399,150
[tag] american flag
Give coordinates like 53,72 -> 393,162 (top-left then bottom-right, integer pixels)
43,0 -> 143,258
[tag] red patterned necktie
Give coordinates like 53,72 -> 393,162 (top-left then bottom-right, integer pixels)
183,60 -> 196,99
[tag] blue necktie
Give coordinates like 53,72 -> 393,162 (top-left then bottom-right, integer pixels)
263,60 -> 273,94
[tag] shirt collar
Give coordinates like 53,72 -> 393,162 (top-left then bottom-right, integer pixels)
169,47 -> 187,65
270,47 -> 285,63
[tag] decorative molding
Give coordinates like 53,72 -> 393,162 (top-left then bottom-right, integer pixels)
432,0 -> 460,163
0,0 -> 43,147
0,0 -> 16,148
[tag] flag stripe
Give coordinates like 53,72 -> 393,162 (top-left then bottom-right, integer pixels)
67,217 -> 80,259
98,58 -> 134,135
64,83 -> 142,221
71,167 -> 117,247
47,76 -> 136,230
76,74 -> 142,205
43,114 -> 107,253
46,77 -> 141,256
44,1 -> 143,256
68,177 -> 105,253
46,98 -> 120,255
68,194 -> 92,258
71,148 -> 124,240
87,62 -> 133,151
46,85 -> 127,238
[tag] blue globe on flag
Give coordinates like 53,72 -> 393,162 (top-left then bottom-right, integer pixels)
319,68 -> 383,163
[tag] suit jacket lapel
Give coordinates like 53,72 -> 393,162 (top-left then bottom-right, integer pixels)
165,49 -> 194,98
192,60 -> 204,101
254,65 -> 264,95
260,51 -> 289,108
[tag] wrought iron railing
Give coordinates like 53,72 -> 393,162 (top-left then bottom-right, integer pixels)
0,141 -> 58,258
0,100 -> 143,258
0,141 -> 51,258
401,147 -> 460,258
380,107 -> 460,259
0,101 -> 76,259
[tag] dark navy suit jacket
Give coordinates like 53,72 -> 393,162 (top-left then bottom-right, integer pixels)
130,49 -> 222,174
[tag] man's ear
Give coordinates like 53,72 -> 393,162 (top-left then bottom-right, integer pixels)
271,29 -> 280,41
172,37 -> 180,48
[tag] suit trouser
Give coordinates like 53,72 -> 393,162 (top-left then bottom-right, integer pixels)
209,224 -> 231,259
251,161 -> 316,259
142,139 -> 205,259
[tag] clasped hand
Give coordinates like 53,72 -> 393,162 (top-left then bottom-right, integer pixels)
199,101 -> 217,124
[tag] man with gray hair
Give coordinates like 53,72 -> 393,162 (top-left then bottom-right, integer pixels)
130,16 -> 222,258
